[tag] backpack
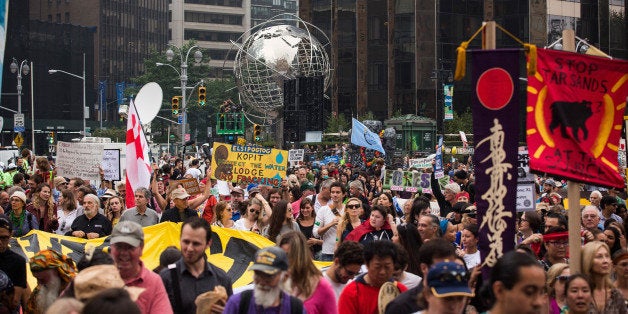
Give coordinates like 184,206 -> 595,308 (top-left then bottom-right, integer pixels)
238,289 -> 303,314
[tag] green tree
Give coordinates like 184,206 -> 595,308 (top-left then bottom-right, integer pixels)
92,127 -> 126,142
324,113 -> 350,134
444,108 -> 473,136
127,41 -> 238,143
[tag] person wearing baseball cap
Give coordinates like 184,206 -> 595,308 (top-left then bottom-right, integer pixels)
418,261 -> 474,314
109,221 -> 173,314
224,246 -> 304,313
159,187 -> 198,223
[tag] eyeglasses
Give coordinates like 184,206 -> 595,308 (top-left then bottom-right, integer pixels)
346,204 -> 360,209
556,275 -> 569,282
249,209 -> 260,214
547,241 -> 568,247
342,266 -> 359,277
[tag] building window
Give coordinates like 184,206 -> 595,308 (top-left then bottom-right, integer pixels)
56,13 -> 61,23
65,12 -> 70,23
184,11 -> 243,25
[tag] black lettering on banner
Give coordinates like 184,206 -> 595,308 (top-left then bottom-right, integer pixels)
210,232 -> 223,254
22,234 -> 41,256
8,238 -> 27,260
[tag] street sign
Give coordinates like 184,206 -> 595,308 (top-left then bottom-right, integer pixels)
13,113 -> 25,132
177,115 -> 183,124
14,133 -> 24,147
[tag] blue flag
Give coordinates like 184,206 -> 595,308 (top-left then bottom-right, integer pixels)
351,118 -> 385,154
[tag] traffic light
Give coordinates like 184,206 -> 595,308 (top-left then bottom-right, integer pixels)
48,132 -> 55,144
198,86 -> 206,106
253,124 -> 261,141
171,96 -> 180,115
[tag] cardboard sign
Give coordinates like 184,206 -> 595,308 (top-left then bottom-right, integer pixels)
56,141 -> 104,180
210,142 -> 288,186
170,178 -> 201,195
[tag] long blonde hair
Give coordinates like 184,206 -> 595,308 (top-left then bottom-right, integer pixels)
581,241 -> 613,289
337,197 -> 362,243
278,231 -> 321,298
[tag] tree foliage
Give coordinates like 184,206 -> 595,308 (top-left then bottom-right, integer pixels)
444,108 -> 473,136
324,113 -> 350,134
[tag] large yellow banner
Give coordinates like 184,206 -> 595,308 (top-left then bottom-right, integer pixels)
210,142 -> 288,186
9,223 -> 276,289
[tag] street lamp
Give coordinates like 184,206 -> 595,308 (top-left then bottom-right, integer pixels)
10,58 -> 30,114
49,53 -> 86,137
157,45 -> 203,148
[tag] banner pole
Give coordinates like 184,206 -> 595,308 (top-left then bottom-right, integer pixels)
561,28 -> 582,274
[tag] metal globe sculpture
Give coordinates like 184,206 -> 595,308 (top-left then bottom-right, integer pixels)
233,18 -> 330,115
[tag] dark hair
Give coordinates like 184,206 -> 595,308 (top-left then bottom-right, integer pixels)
82,288 -> 141,314
604,226 -> 623,256
60,189 -> 77,211
30,173 -> 44,185
297,198 -> 315,221
410,196 -> 431,225
454,170 -> 468,180
334,241 -> 364,266
522,211 -> 543,233
601,195 -> 617,208
78,185 -> 97,197
464,223 -> 479,238
562,274 -> 592,297
394,244 -> 409,270
330,181 -> 346,194
289,186 -> 302,201
181,217 -> 212,243
481,251 -> 543,307
395,223 -> 422,275
544,211 -> 568,230
369,205 -> 388,220
12,173 -> 24,185
267,200 -> 292,241
416,238 -> 456,276
190,159 -> 200,166
70,177 -> 85,187
363,240 -> 398,265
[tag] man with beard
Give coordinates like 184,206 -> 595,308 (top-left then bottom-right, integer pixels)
66,194 -> 112,238
160,217 -> 232,313
26,250 -> 77,314
223,246 -> 304,313
110,221 -> 172,313
323,240 -> 364,300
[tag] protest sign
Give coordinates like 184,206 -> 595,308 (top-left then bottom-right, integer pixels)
288,149 -> 304,162
210,142 -> 288,186
102,149 -> 121,181
408,158 -> 433,169
55,141 -> 104,181
170,178 -> 201,195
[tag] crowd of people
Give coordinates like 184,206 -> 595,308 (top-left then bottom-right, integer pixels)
0,147 -> 627,313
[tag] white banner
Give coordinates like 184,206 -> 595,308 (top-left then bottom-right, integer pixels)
288,149 -> 304,162
102,149 -> 121,181
56,141 -> 104,180
408,157 -> 433,169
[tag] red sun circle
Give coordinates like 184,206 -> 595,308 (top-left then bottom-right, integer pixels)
476,67 -> 514,110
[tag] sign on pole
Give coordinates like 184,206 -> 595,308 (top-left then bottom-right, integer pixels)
13,113 -> 25,132
210,142 -> 288,186
55,141 -> 104,180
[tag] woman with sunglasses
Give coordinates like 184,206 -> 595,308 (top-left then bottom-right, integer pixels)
233,198 -> 264,234
336,198 -> 364,244
55,189 -> 81,235
546,263 -> 570,314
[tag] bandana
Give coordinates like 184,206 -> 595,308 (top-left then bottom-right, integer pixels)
542,231 -> 569,243
29,249 -> 77,283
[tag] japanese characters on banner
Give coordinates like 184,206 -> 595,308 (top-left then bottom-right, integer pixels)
210,142 -> 288,186
526,49 -> 628,188
55,141 -> 104,181
471,49 -> 520,270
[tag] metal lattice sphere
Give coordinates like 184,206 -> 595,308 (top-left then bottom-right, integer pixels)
234,23 -> 330,113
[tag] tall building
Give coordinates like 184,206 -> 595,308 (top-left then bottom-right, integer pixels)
299,0 -> 626,134
29,0 -> 169,125
169,0 -> 298,75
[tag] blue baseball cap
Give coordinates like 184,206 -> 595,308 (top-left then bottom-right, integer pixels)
427,261 -> 474,297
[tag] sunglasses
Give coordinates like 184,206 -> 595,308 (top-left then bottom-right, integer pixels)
346,204 -> 360,209
249,209 -> 260,214
556,275 -> 569,282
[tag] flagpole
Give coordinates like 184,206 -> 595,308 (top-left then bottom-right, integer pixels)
561,28 -> 582,275
130,98 -> 153,163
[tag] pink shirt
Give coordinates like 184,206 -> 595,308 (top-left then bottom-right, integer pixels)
124,262 -> 174,314
303,277 -> 338,314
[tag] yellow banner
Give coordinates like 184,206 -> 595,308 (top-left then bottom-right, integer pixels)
9,222 -> 276,289
210,142 -> 288,186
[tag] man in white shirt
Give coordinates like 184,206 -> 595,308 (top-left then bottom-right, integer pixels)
313,181 -> 346,261
184,159 -> 202,181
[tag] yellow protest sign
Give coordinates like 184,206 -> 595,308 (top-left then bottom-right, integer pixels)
210,142 -> 288,186
9,222 -> 276,289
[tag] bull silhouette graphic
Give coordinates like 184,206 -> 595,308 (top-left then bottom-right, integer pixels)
548,100 -> 593,142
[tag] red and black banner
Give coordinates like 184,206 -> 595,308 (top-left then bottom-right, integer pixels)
471,49 -> 520,271
527,49 -> 628,188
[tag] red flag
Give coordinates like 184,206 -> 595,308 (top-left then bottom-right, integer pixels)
527,49 -> 628,188
125,99 -> 152,207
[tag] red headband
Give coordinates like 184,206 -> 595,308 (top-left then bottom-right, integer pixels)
542,231 -> 569,242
